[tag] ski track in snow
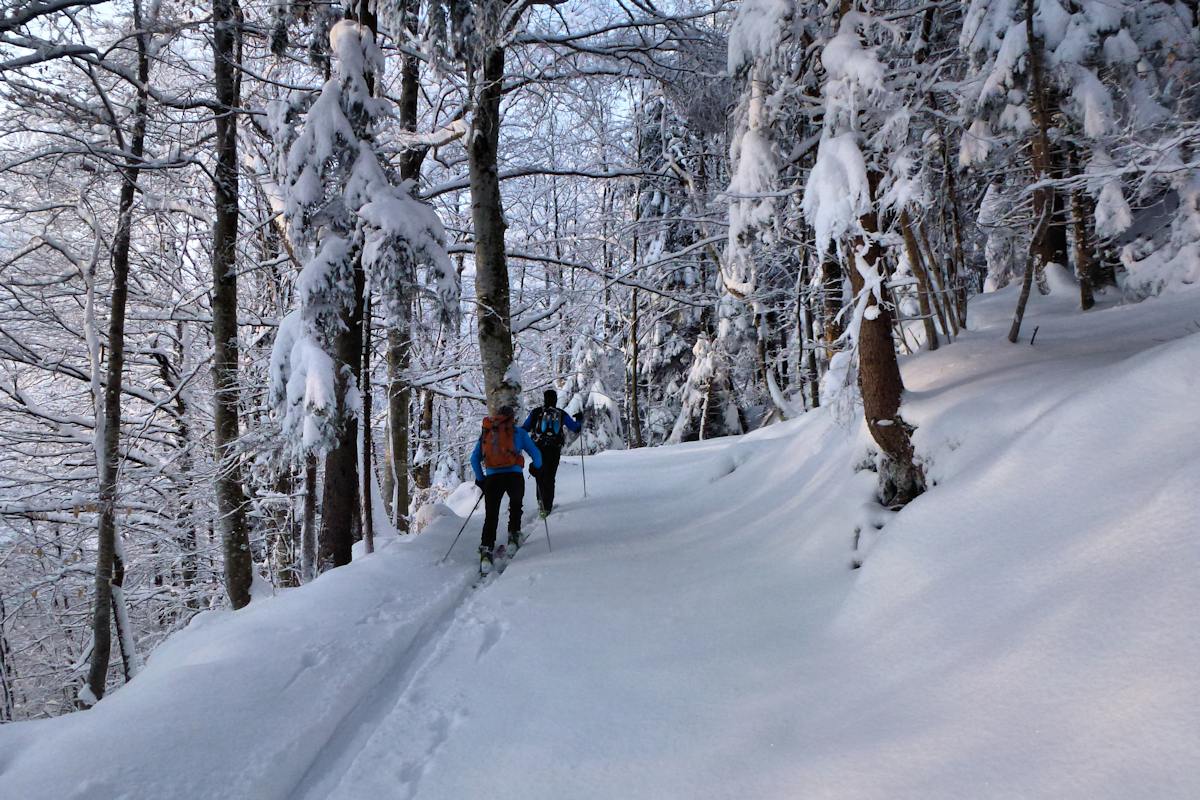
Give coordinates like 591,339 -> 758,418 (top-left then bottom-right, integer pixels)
297,512 -> 540,800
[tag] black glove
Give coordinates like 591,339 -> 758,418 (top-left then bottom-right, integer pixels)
529,464 -> 541,477
474,478 -> 486,491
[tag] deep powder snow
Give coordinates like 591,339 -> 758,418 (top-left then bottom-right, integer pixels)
1,284 -> 1197,799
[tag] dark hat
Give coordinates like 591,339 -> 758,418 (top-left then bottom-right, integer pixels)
543,389 -> 557,407
497,404 -> 515,418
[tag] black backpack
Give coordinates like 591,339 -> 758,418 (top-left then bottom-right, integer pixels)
530,406 -> 566,448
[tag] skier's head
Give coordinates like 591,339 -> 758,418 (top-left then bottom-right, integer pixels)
497,405 -> 515,419
543,389 -> 557,408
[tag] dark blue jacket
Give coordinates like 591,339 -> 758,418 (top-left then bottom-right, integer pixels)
471,425 -> 542,482
521,405 -> 581,440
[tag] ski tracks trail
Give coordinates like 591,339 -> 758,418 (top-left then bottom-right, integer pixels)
304,446 -> 721,800
292,477 -> 568,800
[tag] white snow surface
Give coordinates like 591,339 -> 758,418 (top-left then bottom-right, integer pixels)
2,287 -> 1199,798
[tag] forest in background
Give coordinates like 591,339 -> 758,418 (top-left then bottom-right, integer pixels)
0,0 -> 1196,720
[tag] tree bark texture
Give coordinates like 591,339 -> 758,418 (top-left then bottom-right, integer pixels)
385,0 -> 421,530
213,0 -> 253,609
318,270 -> 364,570
361,295 -> 375,553
850,183 -> 924,507
1025,0 -> 1068,288
470,46 -> 518,414
87,0 -> 150,704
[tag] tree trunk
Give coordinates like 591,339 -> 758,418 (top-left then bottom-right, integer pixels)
799,262 -> 820,409
917,221 -> 958,338
470,46 -> 518,413
628,287 -> 644,448
899,209 -> 939,351
318,273 -> 363,570
1066,145 -> 1097,310
850,180 -> 924,507
413,389 -> 434,490
1008,209 -> 1051,343
273,469 -> 300,588
361,295 -> 375,553
86,0 -> 150,704
386,326 -> 410,528
821,245 -> 844,362
301,453 -> 317,581
213,0 -> 253,608
1,593 -> 15,721
939,130 -> 970,327
385,0 -> 421,530
110,542 -> 142,682
1025,0 -> 1068,290
319,0 -> 382,568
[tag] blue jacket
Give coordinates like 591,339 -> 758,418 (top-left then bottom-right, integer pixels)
521,405 -> 581,438
471,425 -> 542,481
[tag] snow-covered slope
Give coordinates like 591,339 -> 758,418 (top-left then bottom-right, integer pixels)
2,284 -> 1198,799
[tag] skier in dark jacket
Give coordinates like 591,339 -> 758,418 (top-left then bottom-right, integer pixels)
521,389 -> 580,516
471,405 -> 542,574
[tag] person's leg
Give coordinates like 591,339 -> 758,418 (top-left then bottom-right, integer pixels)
542,446 -> 561,512
505,472 -> 524,535
480,475 -> 504,551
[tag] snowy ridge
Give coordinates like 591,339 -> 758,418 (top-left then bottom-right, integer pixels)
2,286 -> 1199,798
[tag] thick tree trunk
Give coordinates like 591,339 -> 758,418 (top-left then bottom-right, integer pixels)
318,272 -> 363,570
361,295 -> 375,553
319,0 -> 381,567
385,0 -> 421,530
86,0 -> 149,704
850,182 -> 924,507
470,46 -> 518,413
213,0 -> 253,608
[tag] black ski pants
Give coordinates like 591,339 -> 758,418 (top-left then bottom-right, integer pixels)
481,471 -> 524,550
535,445 -> 562,513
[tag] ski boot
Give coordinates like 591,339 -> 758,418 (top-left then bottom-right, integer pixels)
478,545 -> 495,577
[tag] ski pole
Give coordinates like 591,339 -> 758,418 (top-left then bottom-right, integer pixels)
579,424 -> 588,498
440,491 -> 483,563
580,446 -> 587,498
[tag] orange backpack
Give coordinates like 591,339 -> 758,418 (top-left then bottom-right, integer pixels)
480,415 -> 523,470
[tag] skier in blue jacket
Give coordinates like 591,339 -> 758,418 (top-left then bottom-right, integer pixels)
470,405 -> 541,573
521,389 -> 580,516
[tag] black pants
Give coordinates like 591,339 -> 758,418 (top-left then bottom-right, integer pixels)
481,472 -> 524,550
535,446 -> 562,513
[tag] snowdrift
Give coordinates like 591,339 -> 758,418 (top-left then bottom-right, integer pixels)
1,285 -> 1197,799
